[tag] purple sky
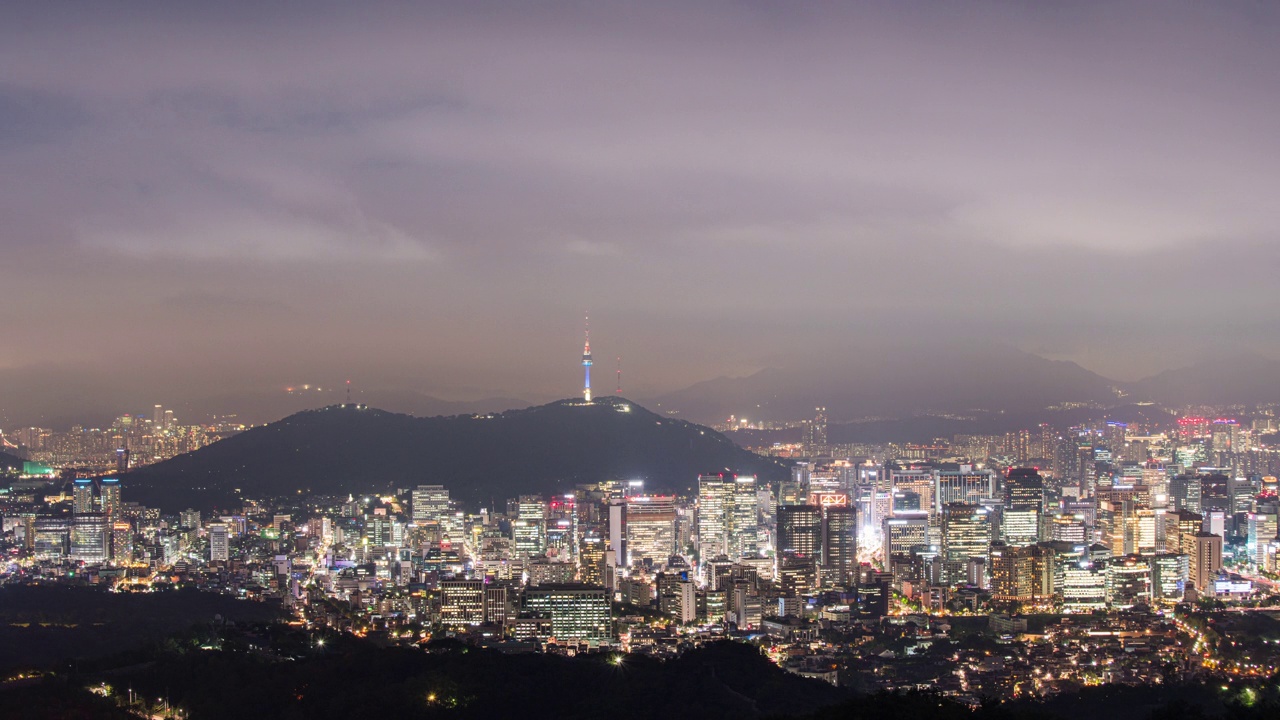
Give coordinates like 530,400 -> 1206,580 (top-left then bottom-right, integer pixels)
2,1 -> 1279,418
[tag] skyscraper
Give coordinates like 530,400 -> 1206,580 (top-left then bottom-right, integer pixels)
658,572 -> 697,624
1190,532 -> 1222,593
1003,468 -> 1044,545
625,495 -> 676,568
578,529 -> 606,586
209,524 -> 230,562
776,505 -> 822,558
697,474 -> 733,559
99,477 -> 121,519
884,513 -> 930,559
72,478 -> 95,515
989,542 -> 1036,602
697,474 -> 759,562
111,522 -> 133,564
411,485 -> 450,525
70,514 -> 109,562
514,495 -> 547,557
941,503 -> 993,586
822,504 -> 857,587
729,475 -> 759,559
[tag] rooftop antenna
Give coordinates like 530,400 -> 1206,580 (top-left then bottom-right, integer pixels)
616,357 -> 622,395
346,379 -> 351,406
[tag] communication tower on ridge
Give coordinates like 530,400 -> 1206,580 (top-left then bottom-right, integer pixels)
582,315 -> 593,403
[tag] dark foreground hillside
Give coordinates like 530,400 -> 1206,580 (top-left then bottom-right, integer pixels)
4,630 -> 1279,720
0,585 -> 283,673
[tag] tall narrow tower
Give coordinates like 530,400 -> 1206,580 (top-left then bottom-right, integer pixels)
582,315 -> 593,402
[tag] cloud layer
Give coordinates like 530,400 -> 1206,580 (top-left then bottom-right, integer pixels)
2,1 -> 1279,423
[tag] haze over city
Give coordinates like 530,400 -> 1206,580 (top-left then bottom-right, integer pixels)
4,1 -> 1280,427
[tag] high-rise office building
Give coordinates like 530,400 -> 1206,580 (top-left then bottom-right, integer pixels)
1169,474 -> 1203,514
513,495 -> 547,558
941,503 -> 993,586
1003,468 -> 1044,545
822,504 -> 857,587
697,474 -> 732,558
32,518 -> 69,560
776,505 -> 822,558
936,468 -> 997,510
890,467 -> 935,520
1151,553 -> 1189,603
884,512 -> 930,559
70,514 -> 109,562
522,584 -> 612,641
209,523 -> 230,562
1167,510 -> 1203,556
989,542 -> 1036,602
1061,561 -> 1107,611
99,477 -> 121,518
1190,532 -> 1222,593
658,572 -> 697,624
729,475 -> 759,559
1247,498 -> 1278,566
412,485 -> 450,524
440,579 -> 486,625
73,478 -> 95,515
697,474 -> 759,561
484,586 -> 509,625
578,529 -> 606,586
110,522 -> 133,564
1106,555 -> 1152,609
364,515 -> 392,548
625,495 -> 676,568
1050,515 -> 1088,543
179,508 -> 201,531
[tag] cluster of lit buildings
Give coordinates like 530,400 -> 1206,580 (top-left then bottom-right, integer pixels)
3,404 -> 244,474
7,399 -> 1280,699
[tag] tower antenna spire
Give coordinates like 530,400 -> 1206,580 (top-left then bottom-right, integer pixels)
581,313 -> 593,403
616,357 -> 622,395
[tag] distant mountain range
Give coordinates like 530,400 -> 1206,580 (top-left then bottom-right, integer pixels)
1125,352 -> 1280,407
648,345 -> 1122,423
648,347 -> 1280,424
727,402 -> 1178,446
119,396 -> 787,512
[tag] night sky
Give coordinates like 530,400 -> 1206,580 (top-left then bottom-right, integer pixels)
3,2 -> 1279,421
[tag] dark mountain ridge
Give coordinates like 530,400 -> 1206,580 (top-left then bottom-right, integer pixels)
119,396 -> 787,512
1125,352 -> 1280,407
650,345 -> 1121,423
652,347 -> 1280,425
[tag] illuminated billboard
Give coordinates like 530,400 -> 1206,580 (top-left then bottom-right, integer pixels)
810,493 -> 849,507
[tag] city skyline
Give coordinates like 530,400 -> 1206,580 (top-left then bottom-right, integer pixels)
8,4 -> 1280,718
4,2 -> 1280,421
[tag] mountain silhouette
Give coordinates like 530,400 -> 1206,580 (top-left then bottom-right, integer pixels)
119,396 -> 787,512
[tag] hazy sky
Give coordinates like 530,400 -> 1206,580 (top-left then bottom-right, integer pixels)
3,1 -> 1279,415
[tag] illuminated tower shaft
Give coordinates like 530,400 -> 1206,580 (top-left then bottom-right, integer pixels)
582,318 -> 593,402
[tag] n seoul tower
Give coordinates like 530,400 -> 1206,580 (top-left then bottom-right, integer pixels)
582,315 -> 593,403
